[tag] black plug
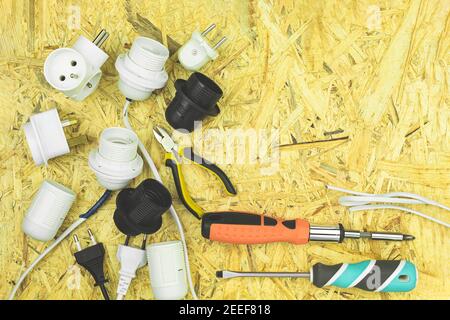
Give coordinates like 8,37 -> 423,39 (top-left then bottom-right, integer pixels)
73,230 -> 110,300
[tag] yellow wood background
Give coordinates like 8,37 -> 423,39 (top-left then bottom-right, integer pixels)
1,0 -> 449,300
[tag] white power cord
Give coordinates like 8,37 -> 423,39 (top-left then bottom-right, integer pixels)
122,99 -> 199,300
9,218 -> 86,300
327,185 -> 450,228
9,190 -> 112,300
116,244 -> 147,300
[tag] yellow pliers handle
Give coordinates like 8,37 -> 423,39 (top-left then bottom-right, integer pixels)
164,147 -> 237,219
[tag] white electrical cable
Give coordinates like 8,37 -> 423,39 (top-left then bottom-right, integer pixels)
9,190 -> 111,300
327,185 -> 450,228
8,218 -> 86,300
122,99 -> 199,300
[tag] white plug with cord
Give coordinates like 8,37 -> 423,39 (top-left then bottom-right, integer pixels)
9,189 -> 112,300
23,108 -> 76,166
115,37 -> 169,101
89,127 -> 143,191
44,29 -> 109,101
178,24 -> 227,71
116,242 -> 147,300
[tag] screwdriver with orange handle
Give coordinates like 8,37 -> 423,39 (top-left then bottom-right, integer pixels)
201,212 -> 415,244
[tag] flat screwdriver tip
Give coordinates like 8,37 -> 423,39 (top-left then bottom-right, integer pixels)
404,234 -> 415,240
216,271 -> 224,278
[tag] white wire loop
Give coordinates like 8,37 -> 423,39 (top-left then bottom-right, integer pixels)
327,185 -> 450,228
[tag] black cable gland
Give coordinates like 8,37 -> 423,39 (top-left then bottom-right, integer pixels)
165,72 -> 223,132
113,179 -> 172,236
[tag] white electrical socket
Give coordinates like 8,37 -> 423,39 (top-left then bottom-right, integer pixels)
88,127 -> 144,191
44,30 -> 109,101
115,37 -> 169,101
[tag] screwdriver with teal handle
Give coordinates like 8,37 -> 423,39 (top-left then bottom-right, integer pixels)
217,260 -> 417,292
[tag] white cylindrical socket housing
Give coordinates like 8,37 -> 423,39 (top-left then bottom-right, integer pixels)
23,109 -> 70,166
44,35 -> 109,101
147,240 -> 188,300
115,37 -> 169,101
88,127 -> 143,190
22,180 -> 76,241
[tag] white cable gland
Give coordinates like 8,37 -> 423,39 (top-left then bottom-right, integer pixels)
88,127 -> 143,191
22,180 -> 76,241
44,35 -> 109,101
115,37 -> 169,101
23,108 -> 70,166
147,240 -> 188,300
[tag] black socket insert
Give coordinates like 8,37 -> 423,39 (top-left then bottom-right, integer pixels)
165,72 -> 223,132
113,179 -> 172,236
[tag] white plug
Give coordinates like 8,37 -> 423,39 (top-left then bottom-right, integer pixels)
88,127 -> 143,191
116,244 -> 147,300
147,240 -> 188,300
178,24 -> 227,71
44,30 -> 109,101
23,108 -> 76,166
115,37 -> 169,101
22,180 -> 76,241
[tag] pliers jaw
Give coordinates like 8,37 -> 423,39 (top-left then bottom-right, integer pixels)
153,126 -> 237,220
153,126 -> 177,153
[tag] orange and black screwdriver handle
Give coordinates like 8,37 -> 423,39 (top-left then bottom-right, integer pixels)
201,212 -> 310,244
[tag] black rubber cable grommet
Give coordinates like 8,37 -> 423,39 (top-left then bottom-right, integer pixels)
113,179 -> 172,236
165,72 -> 223,132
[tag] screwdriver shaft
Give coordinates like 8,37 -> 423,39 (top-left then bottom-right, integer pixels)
344,230 -> 414,241
218,270 -> 310,279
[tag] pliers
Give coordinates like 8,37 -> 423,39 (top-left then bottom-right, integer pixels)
153,127 -> 237,219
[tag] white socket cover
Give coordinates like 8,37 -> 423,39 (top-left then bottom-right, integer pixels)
88,127 -> 143,190
147,240 -> 188,300
178,31 -> 218,71
115,37 -> 169,101
23,108 -> 70,166
22,180 -> 76,241
44,35 -> 109,101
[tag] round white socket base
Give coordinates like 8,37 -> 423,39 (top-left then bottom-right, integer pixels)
117,77 -> 154,101
23,109 -> 70,166
88,127 -> 143,190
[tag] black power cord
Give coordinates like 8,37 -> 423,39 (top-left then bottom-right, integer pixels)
73,230 -> 110,300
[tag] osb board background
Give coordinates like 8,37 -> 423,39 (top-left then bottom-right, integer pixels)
0,0 -> 449,300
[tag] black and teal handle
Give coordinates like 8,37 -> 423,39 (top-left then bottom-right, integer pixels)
182,147 -> 237,196
312,260 -> 417,292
